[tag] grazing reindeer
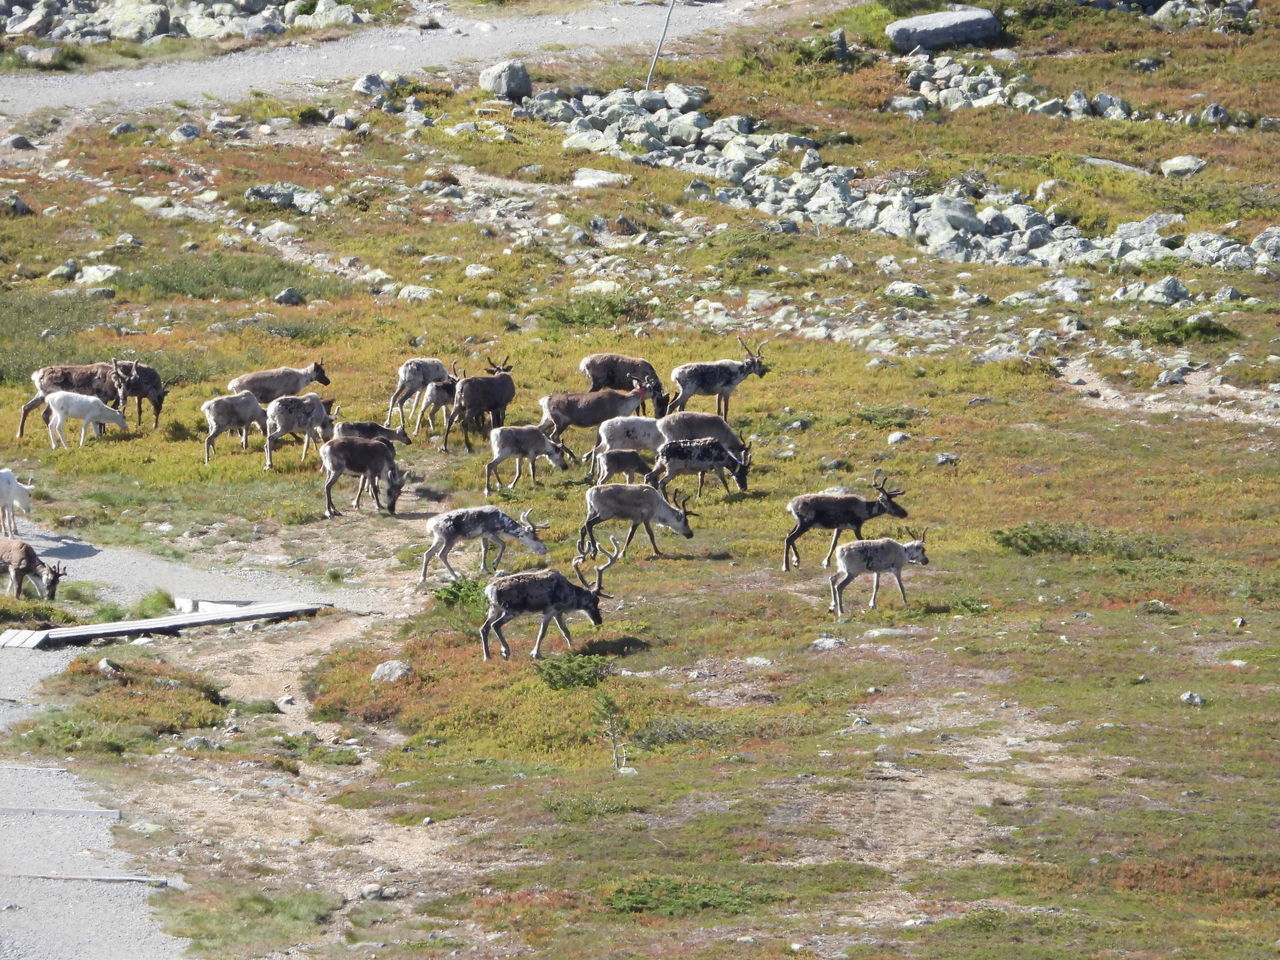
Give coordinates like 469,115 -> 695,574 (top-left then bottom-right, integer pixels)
646,438 -> 751,498
413,362 -> 461,435
782,469 -> 908,572
829,529 -> 929,616
111,359 -> 167,429
580,353 -> 669,417
668,336 -> 769,418
596,415 -> 663,456
596,449 -> 653,485
263,394 -> 336,470
385,357 -> 450,429
228,360 -> 330,404
577,484 -> 695,559
484,425 -> 570,496
479,537 -> 620,660
319,437 -> 404,519
0,539 -> 66,600
45,392 -> 128,449
537,381 -> 649,457
419,506 -> 549,582
442,357 -> 515,453
0,470 -> 34,537
657,411 -> 748,458
201,391 -> 268,465
334,421 -> 411,446
17,362 -> 120,439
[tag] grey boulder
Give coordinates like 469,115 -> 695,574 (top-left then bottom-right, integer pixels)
479,59 -> 532,102
884,7 -> 1001,53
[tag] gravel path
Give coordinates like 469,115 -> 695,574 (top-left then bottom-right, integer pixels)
0,0 -> 766,117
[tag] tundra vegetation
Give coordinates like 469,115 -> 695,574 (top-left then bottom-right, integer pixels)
1,0 -> 1279,957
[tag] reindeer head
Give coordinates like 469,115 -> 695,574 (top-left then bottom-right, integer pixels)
730,443 -> 753,492
516,509 -> 550,556
737,336 -> 769,378
671,491 -> 697,539
644,375 -> 670,418
572,536 -> 620,622
546,439 -> 573,471
39,561 -> 67,600
484,355 -> 513,375
872,469 -> 908,519
311,359 -> 331,386
903,526 -> 930,566
392,425 -> 412,445
384,466 -> 406,516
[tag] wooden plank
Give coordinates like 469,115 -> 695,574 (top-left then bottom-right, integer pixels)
0,806 -> 121,819
0,630 -> 33,648
17,630 -> 49,649
2,872 -> 166,886
31,601 -> 327,649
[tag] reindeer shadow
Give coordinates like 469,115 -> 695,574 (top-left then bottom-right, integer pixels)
581,635 -> 649,657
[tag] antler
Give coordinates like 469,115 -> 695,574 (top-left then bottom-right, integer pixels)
450,358 -> 461,378
518,508 -> 533,525
871,468 -> 887,490
736,334 -> 751,355
676,492 -> 698,519
593,535 -> 620,595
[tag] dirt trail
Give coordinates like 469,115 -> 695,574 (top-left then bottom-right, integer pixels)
0,0 -> 773,119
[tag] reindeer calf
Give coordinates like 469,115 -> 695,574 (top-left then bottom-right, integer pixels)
201,391 -> 268,465
45,392 -> 128,449
0,470 -> 34,537
596,449 -> 652,485
0,539 -> 66,600
264,394 -> 336,470
578,484 -> 695,559
829,531 -> 929,616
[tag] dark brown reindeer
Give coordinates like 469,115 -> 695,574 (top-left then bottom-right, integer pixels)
579,353 -> 670,417
537,380 -> 650,459
668,336 -> 769,418
441,356 -> 515,453
319,437 -> 404,519
782,469 -> 909,572
0,539 -> 67,599
111,359 -> 168,429
479,537 -> 620,660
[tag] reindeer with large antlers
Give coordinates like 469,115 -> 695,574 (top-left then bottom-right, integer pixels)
420,506 -> 549,582
577,484 -> 696,559
782,469 -> 909,572
478,537 -> 620,660
668,336 -> 769,419
442,356 -> 515,453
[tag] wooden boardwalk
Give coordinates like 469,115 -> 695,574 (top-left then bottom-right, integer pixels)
0,600 -> 327,649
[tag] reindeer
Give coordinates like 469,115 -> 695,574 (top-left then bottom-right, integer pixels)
668,336 -> 769,418
596,415 -> 663,457
201,391 -> 268,464
228,360 -> 330,404
782,469 -> 908,572
479,537 -> 620,660
319,437 -> 405,519
45,392 -> 128,449
334,422 -> 411,446
111,359 -> 167,429
413,362 -> 461,435
263,394 -> 336,470
419,506 -> 549,582
595,449 -> 653,485
829,529 -> 929,616
646,438 -> 751,498
442,357 -> 515,453
657,411 -> 748,459
0,539 -> 66,600
385,357 -> 451,429
537,381 -> 649,458
577,484 -> 695,559
484,425 -> 570,496
579,353 -> 669,417
17,362 -> 120,439
0,470 -> 34,537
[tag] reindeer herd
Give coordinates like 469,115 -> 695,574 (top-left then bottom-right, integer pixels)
3,335 -> 933,654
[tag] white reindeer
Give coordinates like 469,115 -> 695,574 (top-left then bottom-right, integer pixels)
0,470 -> 34,537
228,360 -> 330,404
385,357 -> 451,430
419,506 -> 549,582
44,391 -> 128,449
828,530 -> 930,616
201,391 -> 269,465
263,394 -> 336,470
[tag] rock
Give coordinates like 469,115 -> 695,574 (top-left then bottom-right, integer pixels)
259,220 -> 298,240
47,260 -> 78,280
360,883 -> 386,900
1141,599 -> 1178,615
2,134 -> 35,150
244,182 -> 295,208
351,74 -> 387,95
884,280 -> 930,299
663,83 -> 709,112
887,431 -> 911,445
884,8 -> 1001,52
273,286 -> 304,305
936,452 -> 959,465
1137,275 -> 1189,307
1153,366 -> 1190,388
573,167 -> 632,189
183,736 -> 220,751
1160,155 -> 1206,178
398,284 -> 441,302
479,59 -> 532,102
371,660 -> 412,683
811,634 -> 847,651
75,264 -> 121,285
108,2 -> 170,41
1180,691 -> 1205,707
169,123 -> 201,143
108,122 -> 138,137
98,658 -> 124,680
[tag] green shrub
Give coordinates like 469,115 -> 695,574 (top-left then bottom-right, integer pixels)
855,404 -> 926,429
541,294 -> 652,330
604,875 -> 775,917
534,653 -> 612,690
433,577 -> 488,617
133,588 -> 174,619
115,253 -> 352,302
991,521 -> 1178,560
544,792 -> 648,822
1110,314 -> 1238,347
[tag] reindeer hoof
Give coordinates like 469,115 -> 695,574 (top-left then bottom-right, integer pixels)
326,509 -> 342,519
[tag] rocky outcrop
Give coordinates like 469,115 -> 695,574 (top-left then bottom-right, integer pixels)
884,7 -> 1001,52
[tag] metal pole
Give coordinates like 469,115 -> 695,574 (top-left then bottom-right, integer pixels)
645,0 -> 678,91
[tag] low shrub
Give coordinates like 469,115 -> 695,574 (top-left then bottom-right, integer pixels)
604,875 -> 776,916
534,654 -> 612,690
991,521 -> 1178,560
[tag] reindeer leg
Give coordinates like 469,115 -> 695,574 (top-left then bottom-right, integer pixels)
489,535 -> 507,571
829,571 -> 854,616
323,470 -> 342,518
717,468 -> 731,495
894,569 -> 907,605
17,393 -> 47,439
782,520 -> 809,572
300,430 -> 312,463
480,607 -> 514,660
621,522 -> 641,559
441,545 -> 462,581
414,399 -> 429,436
531,614 -> 553,659
484,458 -> 501,496
79,419 -> 89,447
643,521 -> 663,558
419,539 -> 442,583
822,529 -> 842,568
869,572 -> 881,609
553,613 -> 574,650
204,424 -> 229,464
529,457 -> 538,486
509,457 -> 523,489
135,396 -> 143,428
696,471 -> 706,499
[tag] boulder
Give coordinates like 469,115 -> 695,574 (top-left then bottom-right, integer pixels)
885,280 -> 931,299
2,134 -> 35,150
169,123 -> 201,143
479,59 -> 532,102
108,2 -> 170,41
572,168 -> 632,189
371,660 -> 412,683
1138,275 -> 1190,307
1160,155 -> 1206,178
274,286 -> 304,305
663,83 -> 708,112
884,7 -> 1001,52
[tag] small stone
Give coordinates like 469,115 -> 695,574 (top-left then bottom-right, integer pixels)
1180,691 -> 1205,707
3,134 -> 36,151
935,452 -> 958,465
109,122 -> 137,137
1141,599 -> 1177,615
274,287 -> 304,306
370,660 -> 412,683
887,431 -> 911,445
360,883 -> 385,900
98,658 -> 124,680
183,736 -> 220,751
169,124 -> 201,143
